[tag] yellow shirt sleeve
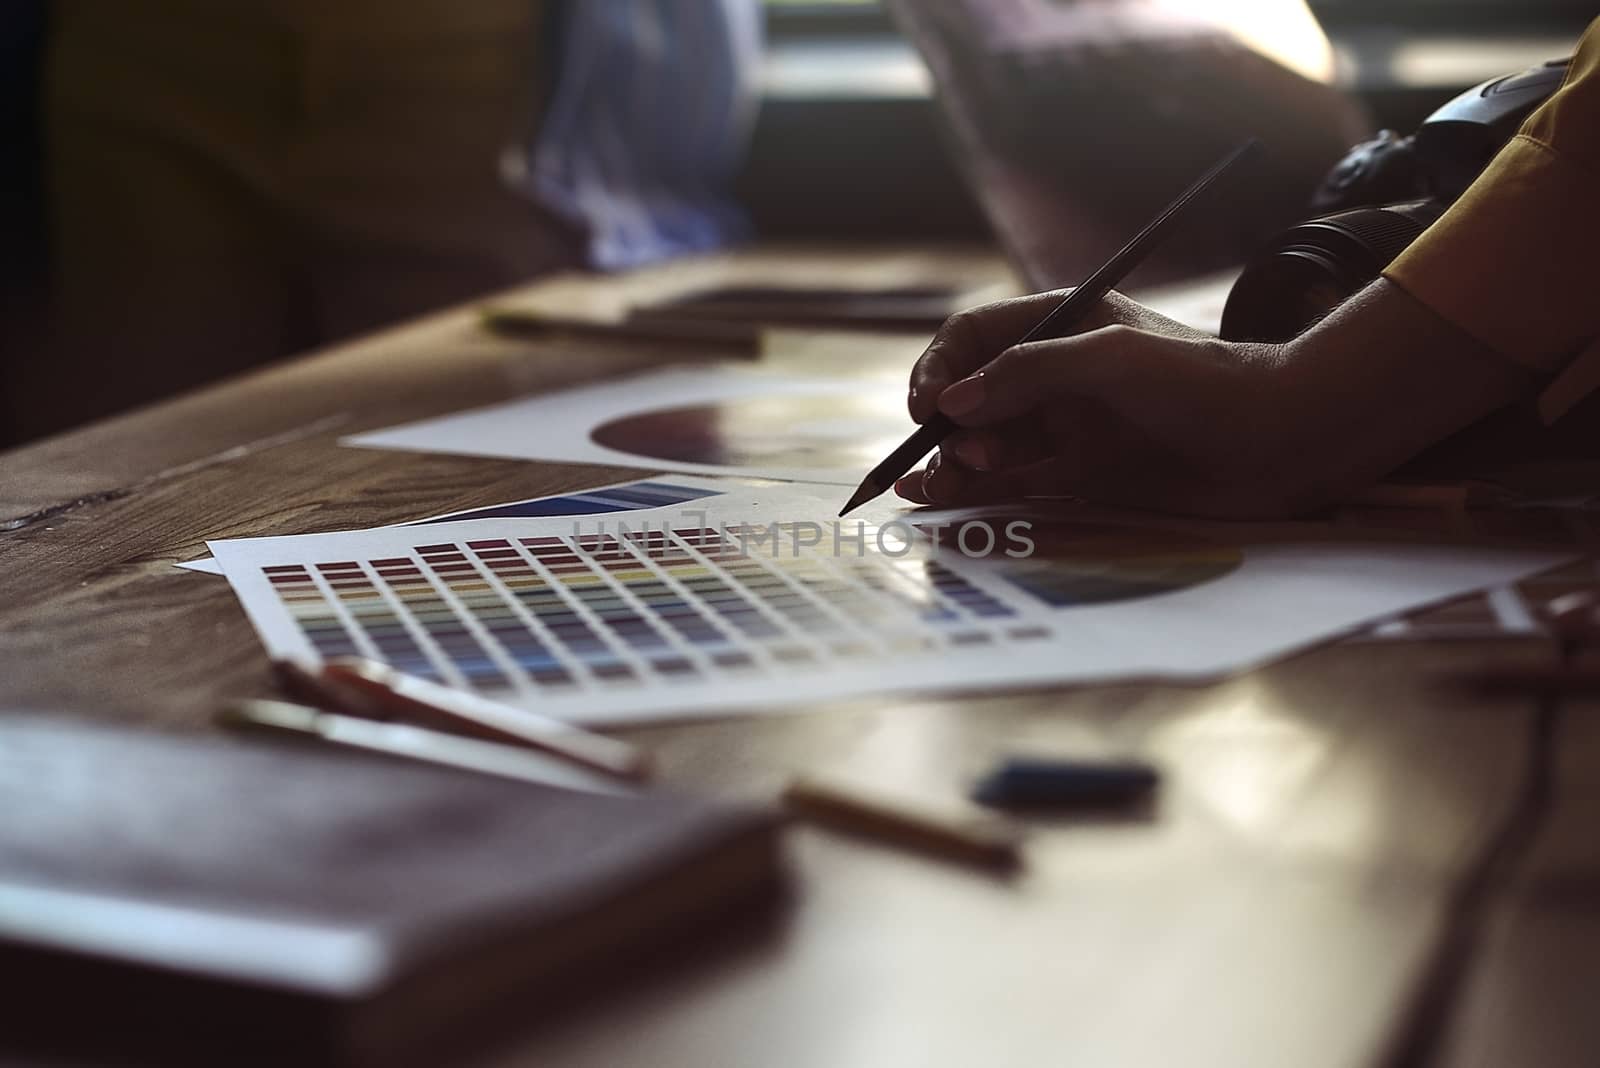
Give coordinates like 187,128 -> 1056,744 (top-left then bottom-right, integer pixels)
1383,17 -> 1600,422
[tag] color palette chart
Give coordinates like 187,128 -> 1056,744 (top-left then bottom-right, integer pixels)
250,517 -> 1070,703
212,477 -> 1569,726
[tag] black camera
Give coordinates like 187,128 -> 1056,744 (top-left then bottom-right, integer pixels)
1220,58 -> 1571,343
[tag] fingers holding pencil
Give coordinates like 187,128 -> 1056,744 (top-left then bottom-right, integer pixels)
892,326 -> 1310,519
907,290 -> 1212,425
845,140 -> 1261,518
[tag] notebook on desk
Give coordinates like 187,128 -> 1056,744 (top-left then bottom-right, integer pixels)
0,713 -> 784,1066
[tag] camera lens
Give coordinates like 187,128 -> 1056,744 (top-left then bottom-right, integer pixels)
1220,200 -> 1444,343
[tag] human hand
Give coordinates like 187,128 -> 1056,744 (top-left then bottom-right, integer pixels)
899,281 -> 1532,518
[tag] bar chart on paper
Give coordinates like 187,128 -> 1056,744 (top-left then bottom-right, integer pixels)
211,477 -> 1570,726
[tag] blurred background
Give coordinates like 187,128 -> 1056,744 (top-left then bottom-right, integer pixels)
1,0 -> 1593,450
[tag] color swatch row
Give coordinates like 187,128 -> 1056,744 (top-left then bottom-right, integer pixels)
263,521 -> 1057,697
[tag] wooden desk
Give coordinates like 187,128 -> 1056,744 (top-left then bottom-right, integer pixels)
2,244 -> 1597,1068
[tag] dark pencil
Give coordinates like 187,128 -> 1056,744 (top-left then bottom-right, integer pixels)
480,307 -> 764,353
838,138 -> 1262,517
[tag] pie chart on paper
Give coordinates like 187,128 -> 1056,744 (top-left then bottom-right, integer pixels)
916,517 -> 1245,608
590,393 -> 910,476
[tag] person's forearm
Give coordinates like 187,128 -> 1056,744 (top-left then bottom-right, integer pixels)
1277,278 -> 1535,505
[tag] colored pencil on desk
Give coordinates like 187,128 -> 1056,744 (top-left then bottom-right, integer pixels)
784,772 -> 1025,869
276,657 -> 651,781
321,657 -> 652,781
220,699 -> 630,794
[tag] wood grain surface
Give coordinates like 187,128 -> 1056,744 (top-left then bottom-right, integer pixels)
1,244 -> 1595,1068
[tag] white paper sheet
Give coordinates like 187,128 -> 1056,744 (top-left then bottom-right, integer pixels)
209,477 -> 1571,727
343,367 -> 913,485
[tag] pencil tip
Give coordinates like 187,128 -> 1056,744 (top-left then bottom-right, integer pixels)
838,479 -> 882,518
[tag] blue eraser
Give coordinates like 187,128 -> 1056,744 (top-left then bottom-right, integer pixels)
972,757 -> 1160,807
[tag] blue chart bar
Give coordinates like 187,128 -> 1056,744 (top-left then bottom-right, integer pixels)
418,481 -> 718,525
